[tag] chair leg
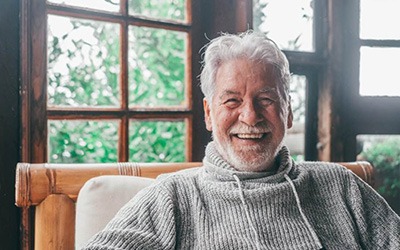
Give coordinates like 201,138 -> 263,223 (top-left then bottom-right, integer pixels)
35,194 -> 75,250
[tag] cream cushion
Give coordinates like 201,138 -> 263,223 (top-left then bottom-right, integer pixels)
75,175 -> 155,249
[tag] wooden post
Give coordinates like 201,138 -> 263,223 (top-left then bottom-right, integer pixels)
35,194 -> 75,250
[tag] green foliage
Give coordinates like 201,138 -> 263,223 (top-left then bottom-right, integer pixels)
48,16 -> 120,107
47,2 -> 188,163
290,75 -> 306,123
129,121 -> 185,162
291,154 -> 304,162
48,120 -> 119,163
252,0 -> 313,51
253,0 -> 268,32
129,26 -> 186,107
129,0 -> 185,21
360,138 -> 400,197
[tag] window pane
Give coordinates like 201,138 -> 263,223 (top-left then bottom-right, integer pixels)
128,0 -> 187,22
47,15 -> 120,107
360,0 -> 400,39
128,26 -> 187,107
284,75 -> 307,161
129,120 -> 186,162
48,120 -> 119,163
48,0 -> 120,12
290,75 -> 307,124
359,47 -> 400,96
253,0 -> 314,52
357,135 -> 400,213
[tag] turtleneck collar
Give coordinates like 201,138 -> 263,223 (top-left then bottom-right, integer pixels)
202,142 -> 322,249
202,141 -> 293,183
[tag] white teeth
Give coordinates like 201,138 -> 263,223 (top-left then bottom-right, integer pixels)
236,133 -> 264,139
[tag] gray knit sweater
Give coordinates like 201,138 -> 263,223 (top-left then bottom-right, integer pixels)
83,143 -> 400,249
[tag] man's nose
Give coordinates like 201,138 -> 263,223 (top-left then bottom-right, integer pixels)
238,102 -> 263,126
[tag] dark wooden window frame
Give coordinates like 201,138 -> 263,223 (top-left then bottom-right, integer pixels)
22,0 -> 201,163
339,0 -> 400,160
20,0 -> 208,249
249,0 -> 328,161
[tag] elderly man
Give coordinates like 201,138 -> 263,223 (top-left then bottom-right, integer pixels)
83,31 -> 400,249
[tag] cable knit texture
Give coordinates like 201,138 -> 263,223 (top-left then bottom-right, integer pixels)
82,142 -> 400,249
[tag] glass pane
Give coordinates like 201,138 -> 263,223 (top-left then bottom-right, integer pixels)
285,75 -> 307,161
129,120 -> 186,162
359,47 -> 400,96
128,0 -> 187,22
47,15 -> 120,107
128,26 -> 187,107
48,120 -> 119,163
253,0 -> 314,51
48,0 -> 120,12
360,0 -> 400,39
357,135 -> 400,214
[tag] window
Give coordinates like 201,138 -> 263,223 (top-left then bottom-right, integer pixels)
285,75 -> 307,161
253,0 -> 400,167
342,0 -> 400,214
253,0 -> 314,52
22,0 -> 203,164
359,0 -> 400,97
253,0 -> 321,160
21,0 -> 206,248
341,0 -> 400,160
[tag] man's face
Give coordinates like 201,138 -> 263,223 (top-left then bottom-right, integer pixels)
204,58 -> 293,172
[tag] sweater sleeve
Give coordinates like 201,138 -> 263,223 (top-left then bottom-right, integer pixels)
347,173 -> 400,249
81,184 -> 177,250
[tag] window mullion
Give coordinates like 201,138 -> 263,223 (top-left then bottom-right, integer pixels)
120,6 -> 129,161
120,116 -> 129,162
30,0 -> 48,163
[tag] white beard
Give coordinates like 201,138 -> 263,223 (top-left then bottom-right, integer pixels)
213,135 -> 283,172
212,126 -> 286,172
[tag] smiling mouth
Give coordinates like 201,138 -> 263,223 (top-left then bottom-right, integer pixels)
234,133 -> 266,139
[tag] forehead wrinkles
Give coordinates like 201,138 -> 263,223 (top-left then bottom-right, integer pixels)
258,87 -> 277,94
216,63 -> 266,87
219,87 -> 277,97
216,65 -> 252,86
214,59 -> 282,102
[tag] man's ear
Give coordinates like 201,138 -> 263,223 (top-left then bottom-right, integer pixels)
203,98 -> 213,131
287,99 -> 293,129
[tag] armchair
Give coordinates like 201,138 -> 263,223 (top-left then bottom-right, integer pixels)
15,161 -> 374,249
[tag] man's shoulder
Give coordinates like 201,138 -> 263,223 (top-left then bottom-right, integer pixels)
292,161 -> 358,192
156,166 -> 204,183
136,166 -> 204,201
295,161 -> 352,178
298,161 -> 347,170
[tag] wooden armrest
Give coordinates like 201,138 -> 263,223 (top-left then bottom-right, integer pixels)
338,161 -> 375,187
15,162 -> 202,207
15,161 -> 374,208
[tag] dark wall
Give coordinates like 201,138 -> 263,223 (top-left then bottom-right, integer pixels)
0,0 -> 20,249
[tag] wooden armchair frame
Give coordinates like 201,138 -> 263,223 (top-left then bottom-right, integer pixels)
15,161 -> 374,249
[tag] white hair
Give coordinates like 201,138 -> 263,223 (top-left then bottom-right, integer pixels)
200,31 -> 291,103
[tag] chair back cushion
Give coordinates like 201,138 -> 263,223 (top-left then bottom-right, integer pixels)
75,175 -> 155,249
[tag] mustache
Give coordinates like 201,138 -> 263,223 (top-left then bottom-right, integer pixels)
229,123 -> 271,134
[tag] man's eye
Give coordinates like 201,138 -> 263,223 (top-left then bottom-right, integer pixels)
259,98 -> 274,106
225,98 -> 239,103
223,98 -> 240,107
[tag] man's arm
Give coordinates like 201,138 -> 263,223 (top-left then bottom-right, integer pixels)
81,185 -> 177,250
347,174 -> 400,249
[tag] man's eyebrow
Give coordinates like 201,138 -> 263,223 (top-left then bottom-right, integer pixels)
258,87 -> 277,94
218,90 -> 240,99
